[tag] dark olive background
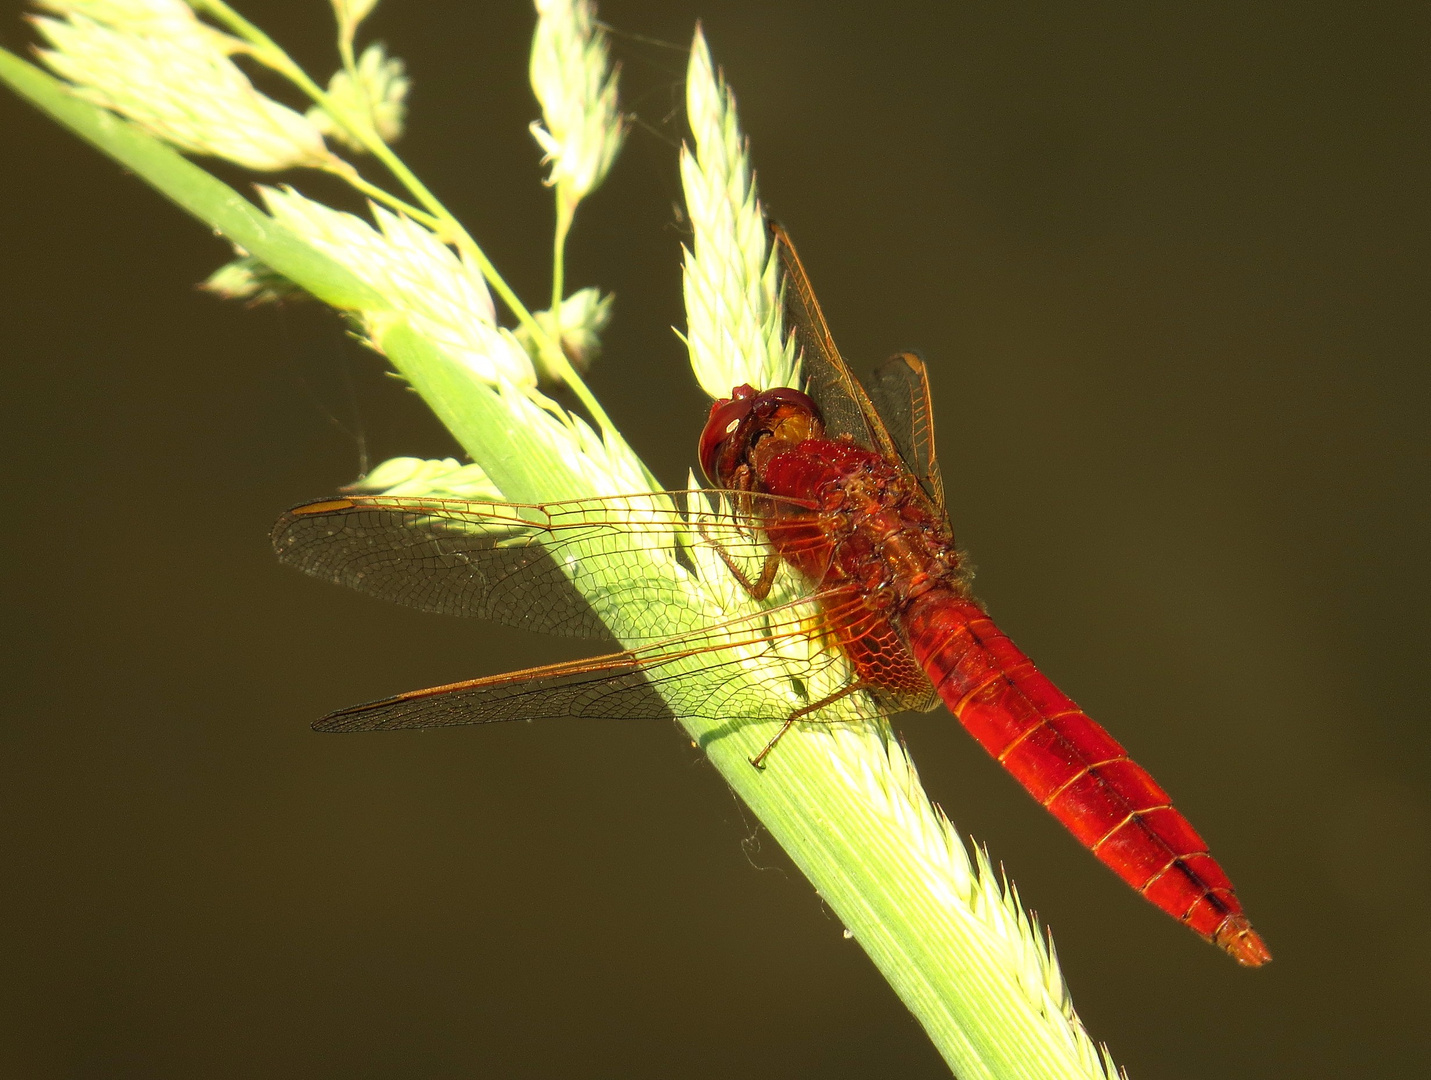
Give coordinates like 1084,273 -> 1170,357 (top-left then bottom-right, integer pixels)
2,1 -> 1427,1076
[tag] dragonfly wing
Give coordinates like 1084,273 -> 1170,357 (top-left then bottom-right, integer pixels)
273,492 -> 826,641
770,222 -> 902,462
314,593 -> 899,734
771,223 -> 948,519
864,353 -> 947,514
313,652 -> 672,731
275,496 -> 609,638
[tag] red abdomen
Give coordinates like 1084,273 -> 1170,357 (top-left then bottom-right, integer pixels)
903,589 -> 1270,966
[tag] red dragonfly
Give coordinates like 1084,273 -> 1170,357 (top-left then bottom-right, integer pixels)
273,223 -> 1270,966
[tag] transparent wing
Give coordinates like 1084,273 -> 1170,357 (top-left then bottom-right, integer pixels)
770,221 -> 903,461
863,353 -> 947,514
311,593 -> 912,733
272,491 -> 826,641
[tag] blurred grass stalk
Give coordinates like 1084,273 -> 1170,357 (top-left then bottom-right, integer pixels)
2,3 -> 1123,1077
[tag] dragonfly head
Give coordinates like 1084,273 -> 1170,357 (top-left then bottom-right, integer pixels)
699,384 -> 824,487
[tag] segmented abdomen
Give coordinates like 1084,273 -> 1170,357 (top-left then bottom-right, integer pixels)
902,589 -> 1270,966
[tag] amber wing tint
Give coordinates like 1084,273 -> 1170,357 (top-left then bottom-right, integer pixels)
864,353 -> 947,515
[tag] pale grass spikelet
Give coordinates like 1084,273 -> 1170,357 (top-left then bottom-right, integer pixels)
329,0 -> 381,39
350,457 -> 504,501
32,3 -> 329,171
352,353 -> 659,564
819,728 -> 1119,1080
34,0 -> 195,34
307,41 -> 409,150
258,187 -> 536,387
200,253 -> 304,304
515,285 -> 614,381
529,0 -> 626,210
679,29 -> 796,399
496,380 -> 652,501
354,356 -> 659,555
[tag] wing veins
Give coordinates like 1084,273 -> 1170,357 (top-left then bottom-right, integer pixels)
314,590 -> 898,733
770,222 -> 904,463
273,491 -> 831,641
864,353 -> 948,513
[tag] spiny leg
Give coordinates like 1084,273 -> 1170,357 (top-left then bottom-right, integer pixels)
750,682 -> 871,768
697,518 -> 782,601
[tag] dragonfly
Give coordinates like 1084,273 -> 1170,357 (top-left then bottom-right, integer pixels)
273,222 -> 1270,967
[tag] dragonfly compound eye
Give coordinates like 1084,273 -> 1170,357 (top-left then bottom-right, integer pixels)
699,385 -> 760,484
699,385 -> 826,486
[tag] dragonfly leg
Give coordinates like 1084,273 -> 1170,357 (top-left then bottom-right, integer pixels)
698,519 -> 782,600
750,681 -> 870,769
